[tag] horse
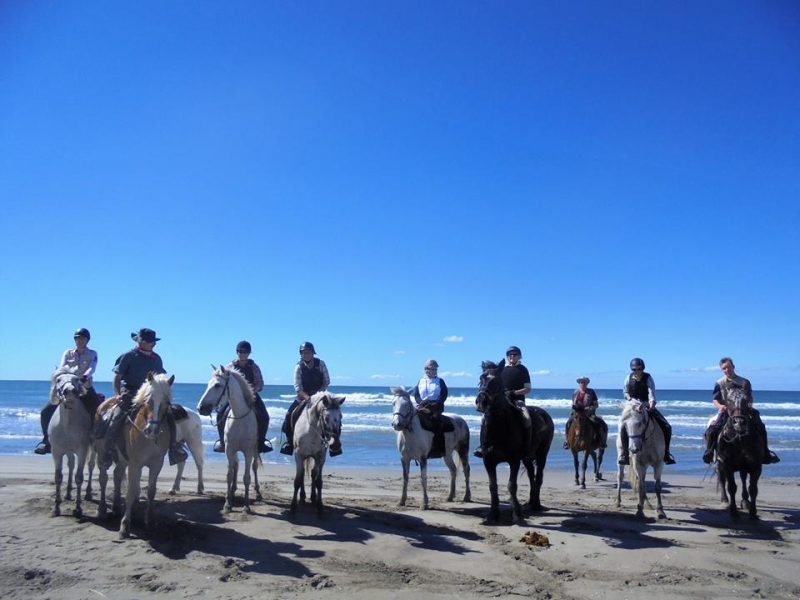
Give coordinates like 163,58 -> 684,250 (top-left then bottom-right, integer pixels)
197,365 -> 262,514
168,407 -> 205,495
614,400 -> 666,519
475,362 -> 554,524
47,366 -> 94,518
565,407 -> 605,489
290,391 -> 345,514
118,372 -> 175,538
390,387 -> 471,509
715,389 -> 763,519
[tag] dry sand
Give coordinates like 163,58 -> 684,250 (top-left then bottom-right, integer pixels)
1,455 -> 798,600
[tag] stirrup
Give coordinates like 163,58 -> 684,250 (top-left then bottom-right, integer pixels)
280,443 -> 294,455
213,440 -> 225,453
473,447 -> 484,458
664,453 -> 676,465
34,441 -> 51,455
259,440 -> 273,453
764,451 -> 780,464
702,449 -> 714,464
169,446 -> 189,466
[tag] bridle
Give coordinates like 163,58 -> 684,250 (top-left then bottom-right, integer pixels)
392,394 -> 418,431
54,375 -> 81,408
624,400 -> 654,444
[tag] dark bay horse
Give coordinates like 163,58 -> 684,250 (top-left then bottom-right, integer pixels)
475,362 -> 554,524
716,389 -> 763,519
566,408 -> 604,489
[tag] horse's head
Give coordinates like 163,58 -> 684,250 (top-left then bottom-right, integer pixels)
315,392 -> 345,441
621,399 -> 649,455
476,361 -> 504,414
725,387 -> 751,437
390,387 -> 414,431
50,366 -> 84,409
134,372 -> 175,439
197,365 -> 230,416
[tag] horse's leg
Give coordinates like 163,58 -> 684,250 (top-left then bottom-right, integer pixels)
572,449 -> 580,486
398,456 -> 410,507
291,454 -> 304,512
485,461 -> 500,524
225,457 -> 238,514
595,447 -> 605,481
65,453 -> 76,501
460,447 -> 472,503
184,426 -> 205,494
313,458 -> 324,514
739,470 -> 750,512
579,451 -> 589,489
420,457 -> 429,510
112,463 -> 125,517
84,446 -> 95,501
97,460 -> 108,519
169,459 -> 185,495
529,449 -> 548,512
725,465 -> 739,518
53,453 -> 64,517
120,465 -> 141,539
654,462 -> 666,519
145,461 -> 164,530
508,460 -> 523,524
443,453 -> 458,502
242,454 -> 252,515
74,450 -> 87,518
614,463 -> 625,508
634,461 -> 646,519
748,468 -> 761,520
252,456 -> 262,502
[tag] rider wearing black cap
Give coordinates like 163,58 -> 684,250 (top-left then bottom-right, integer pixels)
99,328 -> 188,467
34,328 -> 101,454
619,358 -> 676,465
280,342 -> 341,456
215,340 -> 272,453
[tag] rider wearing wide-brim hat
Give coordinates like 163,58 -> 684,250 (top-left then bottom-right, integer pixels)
280,342 -> 342,457
563,376 -> 608,450
34,328 -> 101,455
619,358 -> 675,466
99,328 -> 188,468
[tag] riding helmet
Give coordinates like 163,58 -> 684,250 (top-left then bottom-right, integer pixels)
299,341 -> 316,354
630,357 -> 645,370
236,340 -> 252,353
424,359 -> 439,369
74,327 -> 91,341
506,345 -> 522,357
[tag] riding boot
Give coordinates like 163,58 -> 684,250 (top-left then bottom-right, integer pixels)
618,427 -> 630,465
34,403 -> 57,454
563,417 -> 572,449
102,407 -> 125,468
659,417 -> 676,465
754,416 -> 780,464
597,419 -> 608,449
474,417 -> 485,458
255,396 -> 272,453
166,409 -> 189,466
214,414 -> 226,452
702,424 -> 720,464
80,388 -> 100,426
280,400 -> 300,455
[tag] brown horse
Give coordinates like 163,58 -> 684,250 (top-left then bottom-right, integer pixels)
119,372 -> 175,539
565,408 -> 605,489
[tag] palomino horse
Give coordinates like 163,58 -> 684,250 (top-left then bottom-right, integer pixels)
715,388 -> 763,519
566,408 -> 605,489
168,408 -> 205,495
197,366 -> 262,514
614,400 -> 666,519
119,372 -> 176,539
291,391 -> 345,514
475,362 -> 554,524
390,387 -> 471,509
48,366 -> 94,517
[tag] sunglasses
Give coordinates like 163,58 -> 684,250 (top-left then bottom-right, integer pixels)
507,353 -> 520,357
632,367 -> 643,372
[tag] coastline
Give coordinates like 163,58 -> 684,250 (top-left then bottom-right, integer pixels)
1,456 -> 798,600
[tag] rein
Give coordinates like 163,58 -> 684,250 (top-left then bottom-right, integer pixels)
392,397 -> 419,431
219,375 -> 254,420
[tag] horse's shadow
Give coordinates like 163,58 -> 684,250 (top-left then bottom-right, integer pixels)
687,505 -> 799,541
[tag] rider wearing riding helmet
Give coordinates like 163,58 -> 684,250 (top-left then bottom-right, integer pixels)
411,359 -> 449,456
473,345 -> 532,458
215,341 -> 272,453
280,342 -> 341,457
35,327 -> 101,455
619,358 -> 675,465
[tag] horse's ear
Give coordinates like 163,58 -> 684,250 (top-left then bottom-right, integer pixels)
335,395 -> 345,405
167,374 -> 175,386
210,363 -> 217,371
147,371 -> 155,383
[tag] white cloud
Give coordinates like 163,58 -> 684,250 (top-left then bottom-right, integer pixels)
370,374 -> 401,380
440,371 -> 473,378
530,369 -> 551,376
443,335 -> 464,343
393,350 -> 406,355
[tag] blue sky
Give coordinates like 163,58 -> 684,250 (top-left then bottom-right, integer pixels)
1,2 -> 798,391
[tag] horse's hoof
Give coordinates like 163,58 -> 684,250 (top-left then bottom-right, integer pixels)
463,494 -> 471,503
422,504 -> 429,511
255,493 -> 263,502
580,483 -> 586,490
244,506 -> 253,515
223,505 -> 232,514
52,508 -> 60,518
168,489 -> 177,496
73,508 -> 83,518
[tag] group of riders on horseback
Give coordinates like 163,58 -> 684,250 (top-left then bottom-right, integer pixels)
35,331 -> 780,470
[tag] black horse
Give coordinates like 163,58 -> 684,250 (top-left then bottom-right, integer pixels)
715,388 -> 763,519
475,361 -> 554,524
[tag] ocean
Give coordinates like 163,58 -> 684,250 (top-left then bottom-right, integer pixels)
2,380 -> 798,478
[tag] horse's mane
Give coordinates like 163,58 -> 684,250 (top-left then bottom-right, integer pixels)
226,367 -> 256,405
51,365 -> 79,383
619,400 -> 643,421
133,373 -> 173,406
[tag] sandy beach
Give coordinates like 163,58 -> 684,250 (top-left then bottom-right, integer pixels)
1,455 -> 798,600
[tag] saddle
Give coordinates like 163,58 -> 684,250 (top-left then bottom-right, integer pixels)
288,398 -> 310,430
172,403 -> 188,422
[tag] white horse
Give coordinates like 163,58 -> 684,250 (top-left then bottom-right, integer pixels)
168,408 -> 205,495
614,400 -> 666,519
197,366 -> 262,514
390,387 -> 471,509
48,366 -> 94,517
119,372 -> 176,538
291,392 -> 345,514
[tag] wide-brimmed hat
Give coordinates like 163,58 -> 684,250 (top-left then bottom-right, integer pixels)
131,328 -> 160,343
576,376 -> 590,384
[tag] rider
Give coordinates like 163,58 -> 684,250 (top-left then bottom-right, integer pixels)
618,358 -> 675,465
99,328 -> 188,468
563,376 -> 608,449
474,345 -> 532,458
280,342 -> 342,457
702,357 -> 780,465
35,328 -> 102,455
214,341 -> 272,453
411,359 -> 449,455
